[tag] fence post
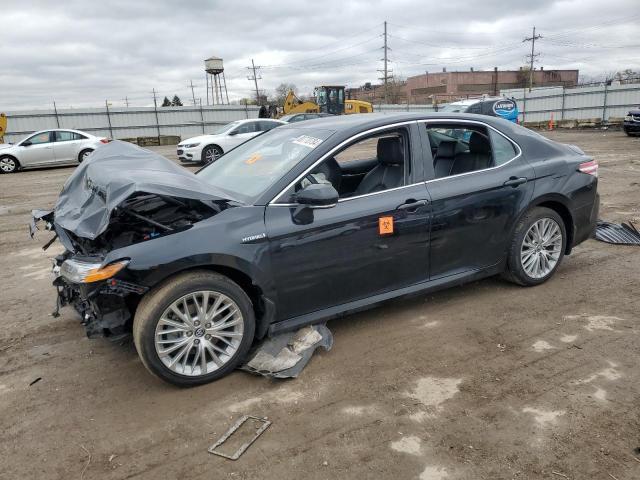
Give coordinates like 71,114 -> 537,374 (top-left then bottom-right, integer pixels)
199,99 -> 205,134
522,89 -> 527,123
560,86 -> 566,121
105,100 -> 114,139
53,101 -> 60,128
602,84 -> 608,124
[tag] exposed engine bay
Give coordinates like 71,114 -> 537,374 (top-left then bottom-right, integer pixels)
64,193 -> 220,256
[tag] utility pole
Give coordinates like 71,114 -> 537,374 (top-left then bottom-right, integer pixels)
122,96 -> 129,107
523,26 -> 542,92
151,88 -> 161,143
189,80 -> 197,106
247,59 -> 262,105
377,21 -> 393,104
105,100 -> 114,139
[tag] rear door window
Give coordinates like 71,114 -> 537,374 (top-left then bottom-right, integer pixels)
55,131 -> 84,142
489,130 -> 518,165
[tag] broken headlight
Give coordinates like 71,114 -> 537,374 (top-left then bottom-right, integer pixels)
60,259 -> 129,283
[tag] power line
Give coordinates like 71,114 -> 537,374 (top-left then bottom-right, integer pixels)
260,34 -> 380,69
523,26 -> 542,91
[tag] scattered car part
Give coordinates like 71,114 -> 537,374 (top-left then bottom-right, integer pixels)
594,221 -> 640,245
241,324 -> 333,378
208,415 -> 271,460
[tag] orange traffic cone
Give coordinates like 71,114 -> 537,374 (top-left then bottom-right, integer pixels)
548,113 -> 554,130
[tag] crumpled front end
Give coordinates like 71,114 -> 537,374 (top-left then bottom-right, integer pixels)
30,141 -> 235,338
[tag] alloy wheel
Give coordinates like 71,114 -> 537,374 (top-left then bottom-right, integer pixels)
154,291 -> 244,377
205,147 -> 221,163
0,157 -> 17,173
81,150 -> 92,161
520,217 -> 563,279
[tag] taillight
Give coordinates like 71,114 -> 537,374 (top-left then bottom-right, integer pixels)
578,159 -> 598,177
100,138 -> 109,144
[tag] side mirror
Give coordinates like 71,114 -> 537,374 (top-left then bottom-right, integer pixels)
22,141 -> 32,147
295,183 -> 339,209
228,130 -> 238,136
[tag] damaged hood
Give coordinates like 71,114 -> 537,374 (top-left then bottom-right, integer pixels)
54,140 -> 234,240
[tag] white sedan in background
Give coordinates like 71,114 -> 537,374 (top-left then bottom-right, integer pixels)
0,129 -> 109,173
177,118 -> 285,164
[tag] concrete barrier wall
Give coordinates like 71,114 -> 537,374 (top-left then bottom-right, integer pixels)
2,105 -> 261,143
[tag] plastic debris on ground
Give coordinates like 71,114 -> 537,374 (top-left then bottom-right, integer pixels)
594,220 -> 640,245
240,324 -> 333,378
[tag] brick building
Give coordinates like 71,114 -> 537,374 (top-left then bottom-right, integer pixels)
347,68 -> 579,104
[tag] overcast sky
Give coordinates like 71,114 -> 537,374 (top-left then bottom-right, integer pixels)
1,0 -> 639,110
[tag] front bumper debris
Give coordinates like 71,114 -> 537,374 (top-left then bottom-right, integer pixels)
240,324 -> 333,378
52,267 -> 148,338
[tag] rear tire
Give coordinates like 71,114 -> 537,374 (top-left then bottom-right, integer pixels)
78,149 -> 93,163
504,207 -> 566,286
133,271 -> 255,387
201,145 -> 223,164
0,156 -> 19,173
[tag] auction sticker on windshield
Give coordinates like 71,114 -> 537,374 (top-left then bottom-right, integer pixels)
244,153 -> 262,165
292,135 -> 323,149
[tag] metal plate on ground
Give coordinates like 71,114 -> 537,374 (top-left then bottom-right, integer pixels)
595,221 -> 640,245
240,324 -> 333,378
208,415 -> 271,460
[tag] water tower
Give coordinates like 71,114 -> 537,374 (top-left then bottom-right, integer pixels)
205,56 -> 229,105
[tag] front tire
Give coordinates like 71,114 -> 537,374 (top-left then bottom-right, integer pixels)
133,271 -> 255,387
504,207 -> 566,286
201,145 -> 223,164
0,156 -> 19,173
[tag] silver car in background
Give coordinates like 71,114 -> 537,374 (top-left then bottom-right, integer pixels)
0,129 -> 109,173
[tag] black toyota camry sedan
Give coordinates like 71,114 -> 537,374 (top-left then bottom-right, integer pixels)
31,113 -> 599,386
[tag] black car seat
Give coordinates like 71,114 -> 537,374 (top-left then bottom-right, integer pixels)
353,137 -> 404,196
450,132 -> 492,175
433,140 -> 457,178
310,156 -> 342,191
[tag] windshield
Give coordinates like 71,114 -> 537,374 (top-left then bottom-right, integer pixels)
197,127 -> 334,203
438,104 -> 465,112
209,121 -> 240,135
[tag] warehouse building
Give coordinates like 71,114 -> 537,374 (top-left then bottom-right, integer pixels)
348,68 -> 579,104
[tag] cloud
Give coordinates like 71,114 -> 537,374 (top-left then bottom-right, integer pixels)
0,0 -> 638,110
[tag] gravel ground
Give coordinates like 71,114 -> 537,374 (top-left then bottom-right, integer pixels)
0,130 -> 639,480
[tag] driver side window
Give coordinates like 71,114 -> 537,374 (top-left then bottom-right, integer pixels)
25,132 -> 51,145
285,129 -> 410,202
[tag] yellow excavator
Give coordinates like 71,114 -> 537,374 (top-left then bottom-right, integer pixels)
0,113 -> 6,143
277,86 -> 373,117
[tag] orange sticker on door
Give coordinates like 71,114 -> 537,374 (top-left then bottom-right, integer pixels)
379,216 -> 394,235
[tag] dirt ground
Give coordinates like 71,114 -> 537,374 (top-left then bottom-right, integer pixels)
1,130 -> 639,480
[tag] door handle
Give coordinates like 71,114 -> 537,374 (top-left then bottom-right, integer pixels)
503,176 -> 527,188
397,199 -> 429,211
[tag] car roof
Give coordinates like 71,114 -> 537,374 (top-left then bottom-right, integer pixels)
278,112 -> 550,151
235,118 -> 285,124
29,128 -> 94,136
279,112 -> 509,132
